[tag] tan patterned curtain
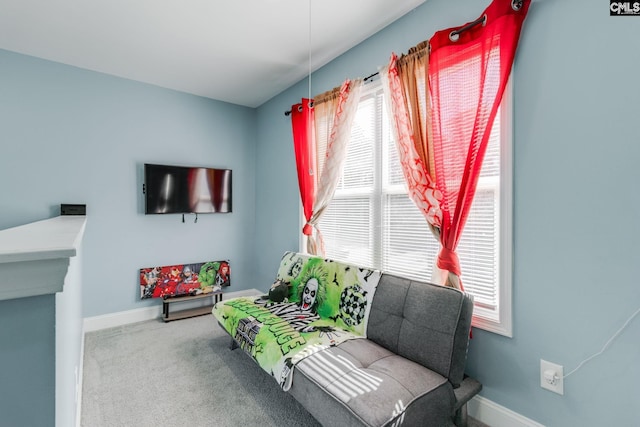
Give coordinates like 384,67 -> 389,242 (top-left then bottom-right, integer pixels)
381,43 -> 449,284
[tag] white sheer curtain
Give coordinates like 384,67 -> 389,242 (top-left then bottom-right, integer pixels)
305,79 -> 363,255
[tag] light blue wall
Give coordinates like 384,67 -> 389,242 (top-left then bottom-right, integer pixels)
0,49 -> 257,317
1,0 -> 638,424
255,0 -> 640,425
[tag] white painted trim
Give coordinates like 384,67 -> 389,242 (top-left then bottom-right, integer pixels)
222,289 -> 264,299
75,329 -> 85,427
469,76 -> 513,338
83,288 -> 263,332
468,395 -> 545,427
0,216 -> 84,263
0,216 -> 86,301
83,305 -> 161,332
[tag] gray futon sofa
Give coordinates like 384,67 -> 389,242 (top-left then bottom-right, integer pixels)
214,253 -> 481,427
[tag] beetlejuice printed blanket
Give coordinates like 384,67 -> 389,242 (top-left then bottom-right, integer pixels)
212,251 -> 381,390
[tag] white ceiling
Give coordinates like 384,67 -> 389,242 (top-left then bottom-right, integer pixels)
0,0 -> 425,108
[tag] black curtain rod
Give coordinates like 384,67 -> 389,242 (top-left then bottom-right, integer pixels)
364,71 -> 379,82
284,72 -> 379,116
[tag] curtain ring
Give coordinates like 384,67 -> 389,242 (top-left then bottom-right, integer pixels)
308,100 -> 314,108
512,0 -> 523,11
297,105 -> 303,112
449,14 -> 487,42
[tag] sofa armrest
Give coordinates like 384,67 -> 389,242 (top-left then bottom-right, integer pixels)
453,375 -> 482,411
453,376 -> 482,427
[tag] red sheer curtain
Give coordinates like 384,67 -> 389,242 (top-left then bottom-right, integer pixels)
291,99 -> 316,238
429,0 -> 530,288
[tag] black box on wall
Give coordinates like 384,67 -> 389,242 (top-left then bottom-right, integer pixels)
61,204 -> 86,216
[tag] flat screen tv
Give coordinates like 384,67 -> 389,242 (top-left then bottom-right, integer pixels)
144,163 -> 232,214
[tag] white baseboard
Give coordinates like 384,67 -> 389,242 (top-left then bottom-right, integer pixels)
83,288 -> 263,332
468,395 -> 545,427
83,305 -> 161,332
225,288 -> 264,298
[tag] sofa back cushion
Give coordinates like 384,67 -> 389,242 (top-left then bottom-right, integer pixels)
366,273 -> 473,387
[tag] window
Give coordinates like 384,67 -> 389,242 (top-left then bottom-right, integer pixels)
312,79 -> 513,337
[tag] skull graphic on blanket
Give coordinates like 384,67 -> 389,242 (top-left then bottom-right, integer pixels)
255,262 -> 326,333
260,253 -> 383,335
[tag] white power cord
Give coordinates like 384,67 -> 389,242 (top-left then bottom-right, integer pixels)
563,306 -> 640,379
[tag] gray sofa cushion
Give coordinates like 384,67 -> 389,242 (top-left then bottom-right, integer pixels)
367,274 -> 473,387
290,338 -> 455,427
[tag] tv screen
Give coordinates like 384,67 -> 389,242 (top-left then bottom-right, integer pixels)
144,163 -> 232,214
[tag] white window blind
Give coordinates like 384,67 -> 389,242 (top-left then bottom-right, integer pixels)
316,79 -> 512,336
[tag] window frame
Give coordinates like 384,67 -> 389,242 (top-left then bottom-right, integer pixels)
470,77 -> 512,337
299,77 -> 513,337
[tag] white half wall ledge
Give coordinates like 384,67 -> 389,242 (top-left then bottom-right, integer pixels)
0,216 -> 87,301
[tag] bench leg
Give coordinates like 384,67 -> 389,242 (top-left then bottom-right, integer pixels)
162,300 -> 169,319
453,403 -> 468,427
229,338 -> 238,350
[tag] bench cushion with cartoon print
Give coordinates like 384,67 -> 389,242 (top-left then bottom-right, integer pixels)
211,251 -> 481,427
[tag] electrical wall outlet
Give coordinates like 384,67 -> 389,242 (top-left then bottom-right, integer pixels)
540,359 -> 564,395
